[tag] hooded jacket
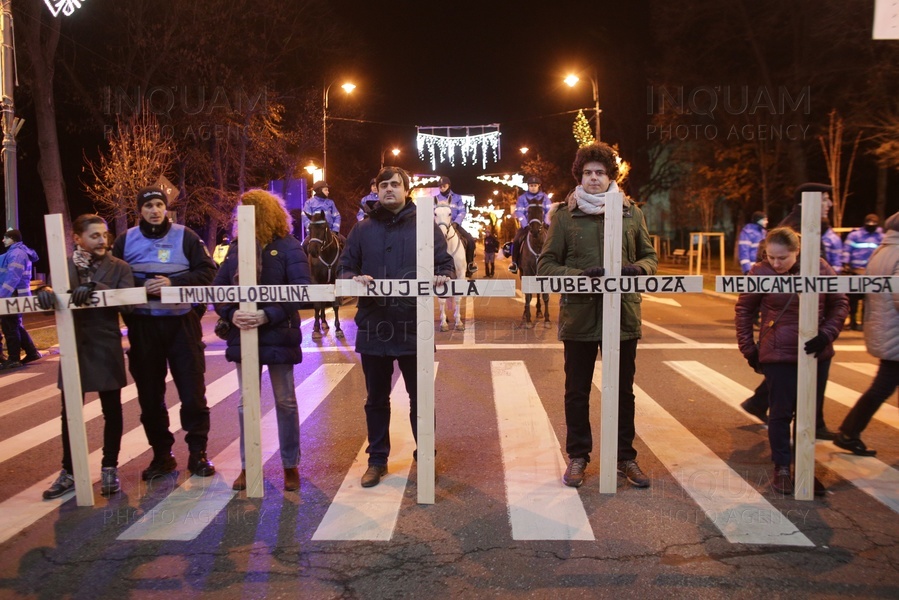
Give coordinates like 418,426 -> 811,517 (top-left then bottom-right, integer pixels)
861,227 -> 899,361
735,257 -> 848,364
339,199 -> 456,356
537,190 -> 658,342
0,241 -> 39,298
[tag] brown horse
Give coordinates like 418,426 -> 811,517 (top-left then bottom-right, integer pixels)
305,210 -> 344,339
520,204 -> 550,328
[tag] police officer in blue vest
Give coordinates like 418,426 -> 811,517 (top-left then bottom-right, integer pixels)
113,187 -> 218,480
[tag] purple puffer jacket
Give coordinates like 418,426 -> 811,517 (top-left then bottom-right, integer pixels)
735,257 -> 848,364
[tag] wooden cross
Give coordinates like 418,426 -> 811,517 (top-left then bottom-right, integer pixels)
522,191 -> 704,494
334,198 -> 515,504
161,205 -> 334,498
0,214 -> 147,506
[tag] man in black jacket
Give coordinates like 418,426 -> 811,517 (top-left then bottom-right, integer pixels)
339,167 -> 456,488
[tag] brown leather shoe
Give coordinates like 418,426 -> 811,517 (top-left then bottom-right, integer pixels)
361,465 -> 387,488
284,467 -> 300,491
232,470 -> 247,491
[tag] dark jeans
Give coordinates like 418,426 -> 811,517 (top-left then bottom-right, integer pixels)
1,314 -> 37,361
563,338 -> 639,462
761,359 -> 831,466
126,313 -> 210,455
360,353 -> 418,466
742,378 -> 828,430
840,359 -> 899,438
61,389 -> 123,472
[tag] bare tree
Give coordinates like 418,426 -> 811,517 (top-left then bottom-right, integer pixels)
818,110 -> 862,228
84,109 -> 175,233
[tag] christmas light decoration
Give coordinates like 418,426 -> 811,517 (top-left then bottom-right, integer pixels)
44,0 -> 85,17
417,125 -> 501,169
573,109 -> 595,148
477,173 -> 527,191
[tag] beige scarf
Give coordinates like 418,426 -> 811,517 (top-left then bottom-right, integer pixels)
569,180 -> 622,215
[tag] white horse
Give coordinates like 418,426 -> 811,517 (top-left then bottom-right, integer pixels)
434,203 -> 466,332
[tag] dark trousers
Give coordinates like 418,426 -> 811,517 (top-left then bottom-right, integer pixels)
454,223 -> 476,266
743,378 -> 828,430
61,390 -> 123,472
126,313 -> 210,455
360,353 -> 418,466
848,294 -> 864,326
511,226 -> 527,265
562,338 -> 639,462
761,360 -> 831,466
1,314 -> 37,361
840,359 -> 899,437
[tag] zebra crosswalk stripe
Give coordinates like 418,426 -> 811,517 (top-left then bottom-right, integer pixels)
492,361 -> 594,540
118,364 -> 353,541
312,366 -> 432,541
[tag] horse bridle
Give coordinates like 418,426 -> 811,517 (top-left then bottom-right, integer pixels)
526,218 -> 544,258
307,218 -> 340,281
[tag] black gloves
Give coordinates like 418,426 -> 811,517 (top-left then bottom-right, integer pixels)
70,281 -> 97,307
747,349 -> 761,373
621,265 -> 644,276
36,286 -> 56,310
804,333 -> 829,357
581,267 -> 605,278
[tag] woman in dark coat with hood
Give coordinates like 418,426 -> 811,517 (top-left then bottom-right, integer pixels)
214,190 -> 311,492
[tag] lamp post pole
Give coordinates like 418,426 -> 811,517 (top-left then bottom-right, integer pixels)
322,80 -> 355,181
1,0 -> 20,230
590,69 -> 601,142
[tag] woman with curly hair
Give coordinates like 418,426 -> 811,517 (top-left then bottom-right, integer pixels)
214,189 -> 312,492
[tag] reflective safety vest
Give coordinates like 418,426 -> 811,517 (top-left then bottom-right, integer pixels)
123,225 -> 192,316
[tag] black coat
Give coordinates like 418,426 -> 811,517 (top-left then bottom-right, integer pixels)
338,200 -> 455,356
57,254 -> 135,393
213,235 -> 311,364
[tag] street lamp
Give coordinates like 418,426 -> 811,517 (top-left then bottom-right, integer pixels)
380,147 -> 400,169
565,70 -> 601,141
519,146 -> 529,155
323,80 -> 355,179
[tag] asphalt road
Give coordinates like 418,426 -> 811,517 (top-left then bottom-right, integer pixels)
0,259 -> 896,599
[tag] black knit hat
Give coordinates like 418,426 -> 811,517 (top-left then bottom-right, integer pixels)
751,211 -> 766,224
793,182 -> 832,204
137,186 -> 167,209
3,229 -> 21,243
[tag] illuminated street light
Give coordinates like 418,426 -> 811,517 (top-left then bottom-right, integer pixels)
520,146 -> 529,155
380,147 -> 401,169
565,70 -> 601,141
323,80 -> 356,179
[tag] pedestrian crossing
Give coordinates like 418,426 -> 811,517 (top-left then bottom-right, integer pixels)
0,356 -> 896,548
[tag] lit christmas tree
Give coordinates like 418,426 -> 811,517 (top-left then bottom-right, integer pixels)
572,110 -> 595,148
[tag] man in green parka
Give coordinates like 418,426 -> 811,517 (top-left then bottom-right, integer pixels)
537,142 -> 658,489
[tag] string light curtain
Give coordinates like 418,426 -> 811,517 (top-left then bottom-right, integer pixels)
416,124 -> 501,170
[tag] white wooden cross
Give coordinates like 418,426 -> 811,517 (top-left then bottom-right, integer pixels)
0,214 -> 147,506
716,192 -> 898,500
161,205 -> 334,498
334,197 -> 515,504
522,192 -> 704,494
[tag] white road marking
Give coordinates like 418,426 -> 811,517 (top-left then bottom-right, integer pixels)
0,384 -> 59,418
837,362 -> 878,377
312,366 -> 432,541
0,376 -> 173,464
492,361 -> 594,540
119,364 -> 353,541
643,294 -> 681,307
0,369 -> 239,546
464,296 -> 475,345
0,371 -> 39,390
665,360 -> 899,515
815,443 -> 899,513
642,320 -> 698,344
824,380 -> 899,431
598,366 -> 811,546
